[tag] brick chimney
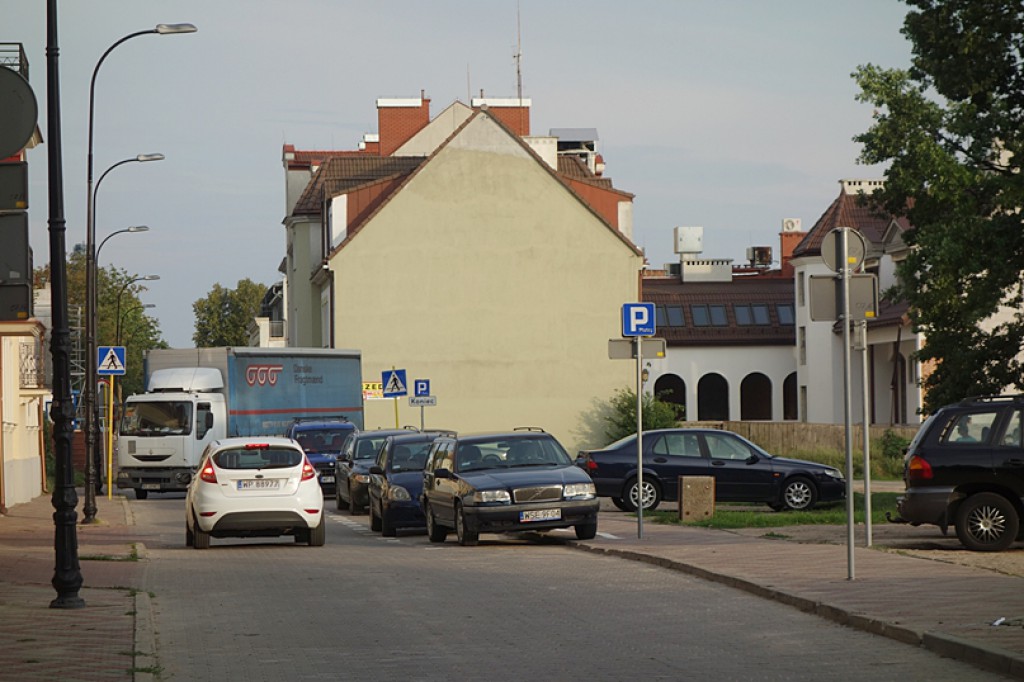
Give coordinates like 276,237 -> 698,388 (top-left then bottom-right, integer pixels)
471,96 -> 531,136
376,93 -> 431,156
779,219 -> 804,278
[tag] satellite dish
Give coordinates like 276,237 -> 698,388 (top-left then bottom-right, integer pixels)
0,67 -> 38,159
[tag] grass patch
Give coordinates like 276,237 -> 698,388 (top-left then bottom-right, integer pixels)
80,544 -> 139,562
647,492 -> 899,529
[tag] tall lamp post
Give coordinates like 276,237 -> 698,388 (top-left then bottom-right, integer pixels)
84,157 -> 162,523
83,22 -> 195,524
117,302 -> 155,346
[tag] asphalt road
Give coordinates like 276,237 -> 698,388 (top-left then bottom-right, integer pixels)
132,496 -> 1010,681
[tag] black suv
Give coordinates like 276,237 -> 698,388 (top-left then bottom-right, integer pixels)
420,428 -> 599,546
894,395 -> 1024,551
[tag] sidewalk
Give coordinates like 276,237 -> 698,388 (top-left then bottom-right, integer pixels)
2,491 -> 1023,680
0,491 -> 153,681
573,514 -> 1024,679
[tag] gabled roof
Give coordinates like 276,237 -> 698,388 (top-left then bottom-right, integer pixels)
792,183 -> 911,259
642,277 -> 795,347
292,156 -> 426,215
330,108 -> 642,258
557,156 -> 614,190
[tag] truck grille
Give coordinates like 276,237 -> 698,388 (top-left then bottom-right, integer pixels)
513,485 -> 562,504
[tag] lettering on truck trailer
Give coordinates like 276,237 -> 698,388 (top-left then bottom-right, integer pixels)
246,364 -> 283,386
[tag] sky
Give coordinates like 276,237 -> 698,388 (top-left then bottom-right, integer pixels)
4,1 -> 914,348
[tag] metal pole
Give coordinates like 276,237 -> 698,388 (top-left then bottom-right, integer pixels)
46,0 -> 85,608
841,228 -> 855,580
861,320 -> 872,546
636,336 -> 644,539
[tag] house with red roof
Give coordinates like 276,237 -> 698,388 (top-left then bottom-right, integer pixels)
280,94 -> 644,451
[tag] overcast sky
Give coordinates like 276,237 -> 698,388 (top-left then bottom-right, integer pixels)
4,1 -> 913,348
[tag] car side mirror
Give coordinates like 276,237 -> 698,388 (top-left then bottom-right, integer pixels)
745,454 -> 759,465
433,468 -> 451,479
369,465 -> 383,475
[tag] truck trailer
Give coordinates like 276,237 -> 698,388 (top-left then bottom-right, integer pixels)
116,347 -> 363,498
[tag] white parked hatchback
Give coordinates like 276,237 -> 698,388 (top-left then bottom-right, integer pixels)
185,437 -> 325,549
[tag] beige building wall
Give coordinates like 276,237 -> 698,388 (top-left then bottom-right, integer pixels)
332,114 -> 642,452
1,324 -> 47,508
284,216 -> 323,347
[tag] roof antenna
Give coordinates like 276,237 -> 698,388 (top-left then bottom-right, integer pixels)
514,1 -> 523,102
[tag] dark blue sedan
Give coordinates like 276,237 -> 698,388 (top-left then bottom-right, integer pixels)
578,428 -> 845,512
367,431 -> 449,536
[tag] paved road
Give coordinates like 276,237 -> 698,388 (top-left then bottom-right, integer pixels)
132,497 -> 1009,681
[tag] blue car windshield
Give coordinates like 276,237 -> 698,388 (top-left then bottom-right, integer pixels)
388,442 -> 432,472
294,427 -> 351,453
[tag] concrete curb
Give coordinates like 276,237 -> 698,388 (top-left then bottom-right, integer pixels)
570,541 -> 1024,679
134,590 -> 158,682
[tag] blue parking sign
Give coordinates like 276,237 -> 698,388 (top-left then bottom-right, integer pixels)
414,379 -> 430,397
622,303 -> 655,337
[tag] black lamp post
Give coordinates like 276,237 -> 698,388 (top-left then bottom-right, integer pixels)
46,0 -> 84,609
82,23 -> 195,524
117,302 -> 155,347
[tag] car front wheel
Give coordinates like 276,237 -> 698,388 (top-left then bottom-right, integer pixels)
624,477 -> 661,512
455,503 -> 479,546
781,477 -> 817,511
425,503 -> 447,543
575,522 -> 598,540
381,510 -> 396,537
955,492 -> 1019,552
369,503 -> 382,532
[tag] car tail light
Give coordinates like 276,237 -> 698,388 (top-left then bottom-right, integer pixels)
244,443 -> 270,449
301,457 -> 316,481
200,463 -> 218,483
585,458 -> 598,473
907,454 -> 933,481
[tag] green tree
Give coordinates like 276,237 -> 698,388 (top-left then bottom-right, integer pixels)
604,388 -> 680,443
853,0 -> 1024,411
34,253 -> 164,398
192,279 -> 267,347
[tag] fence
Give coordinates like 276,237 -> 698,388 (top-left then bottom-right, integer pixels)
681,420 -> 920,456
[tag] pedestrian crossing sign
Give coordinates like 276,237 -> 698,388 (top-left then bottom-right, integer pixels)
382,369 -> 407,397
97,346 -> 127,375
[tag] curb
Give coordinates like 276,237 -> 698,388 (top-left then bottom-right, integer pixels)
570,541 -> 1024,679
134,590 -> 158,682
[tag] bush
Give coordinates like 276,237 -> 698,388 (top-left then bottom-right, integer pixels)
604,388 -> 679,443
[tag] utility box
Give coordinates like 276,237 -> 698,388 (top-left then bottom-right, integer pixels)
678,476 -> 715,521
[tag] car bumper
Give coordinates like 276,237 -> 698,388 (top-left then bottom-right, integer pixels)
462,499 -> 599,534
349,481 -> 370,507
816,477 -> 847,503
896,486 -> 958,527
382,501 -> 425,529
315,469 -> 337,494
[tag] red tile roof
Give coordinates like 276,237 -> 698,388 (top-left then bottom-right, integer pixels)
792,187 -> 910,258
292,157 -> 426,215
642,277 -> 795,347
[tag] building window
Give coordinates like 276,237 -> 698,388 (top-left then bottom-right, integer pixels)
735,304 -> 770,326
692,304 -> 728,327
797,271 -> 805,307
656,305 -> 685,327
798,326 -> 806,365
778,303 -> 795,326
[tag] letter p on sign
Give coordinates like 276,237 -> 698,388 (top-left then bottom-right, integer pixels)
622,303 -> 656,337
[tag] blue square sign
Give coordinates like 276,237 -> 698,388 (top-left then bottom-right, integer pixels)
97,346 -> 127,375
414,379 -> 430,397
382,369 -> 407,397
622,303 -> 656,337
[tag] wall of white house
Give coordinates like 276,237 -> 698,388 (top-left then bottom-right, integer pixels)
1,335 -> 44,507
647,345 -> 796,421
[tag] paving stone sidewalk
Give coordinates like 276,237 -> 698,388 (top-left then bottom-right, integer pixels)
0,492 -> 153,681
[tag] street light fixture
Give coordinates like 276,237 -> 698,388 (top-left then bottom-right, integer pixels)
82,22 -> 196,524
96,225 -> 148,260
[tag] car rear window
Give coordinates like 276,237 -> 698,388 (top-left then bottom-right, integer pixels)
214,447 -> 303,470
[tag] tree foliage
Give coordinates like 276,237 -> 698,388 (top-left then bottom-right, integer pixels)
192,279 -> 267,347
34,250 -> 165,398
853,0 -> 1024,411
604,388 -> 680,443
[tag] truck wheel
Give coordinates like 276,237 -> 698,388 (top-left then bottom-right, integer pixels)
955,492 -> 1019,551
135,489 -> 149,500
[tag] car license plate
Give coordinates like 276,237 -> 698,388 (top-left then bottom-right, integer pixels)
520,508 -> 560,522
141,483 -> 160,490
237,479 -> 281,491
320,475 -> 335,484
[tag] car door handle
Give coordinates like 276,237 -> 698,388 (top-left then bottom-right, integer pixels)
1004,458 -> 1024,467
711,461 -> 725,467
653,457 -> 667,463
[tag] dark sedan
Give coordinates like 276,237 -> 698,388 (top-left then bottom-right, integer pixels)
421,429 -> 599,546
578,428 -> 845,512
367,431 -> 448,536
336,428 -> 417,514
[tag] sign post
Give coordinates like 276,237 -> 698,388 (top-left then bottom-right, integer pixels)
621,303 -> 655,538
382,368 -> 407,428
413,379 -> 431,430
96,346 -> 126,500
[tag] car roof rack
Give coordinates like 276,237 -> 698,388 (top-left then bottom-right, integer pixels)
956,395 -> 1024,405
291,416 -> 350,424
513,426 -> 546,433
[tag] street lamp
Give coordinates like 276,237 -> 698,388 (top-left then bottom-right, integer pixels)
116,303 -> 155,346
114,275 -> 159,347
96,224 -> 148,260
82,23 -> 194,524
